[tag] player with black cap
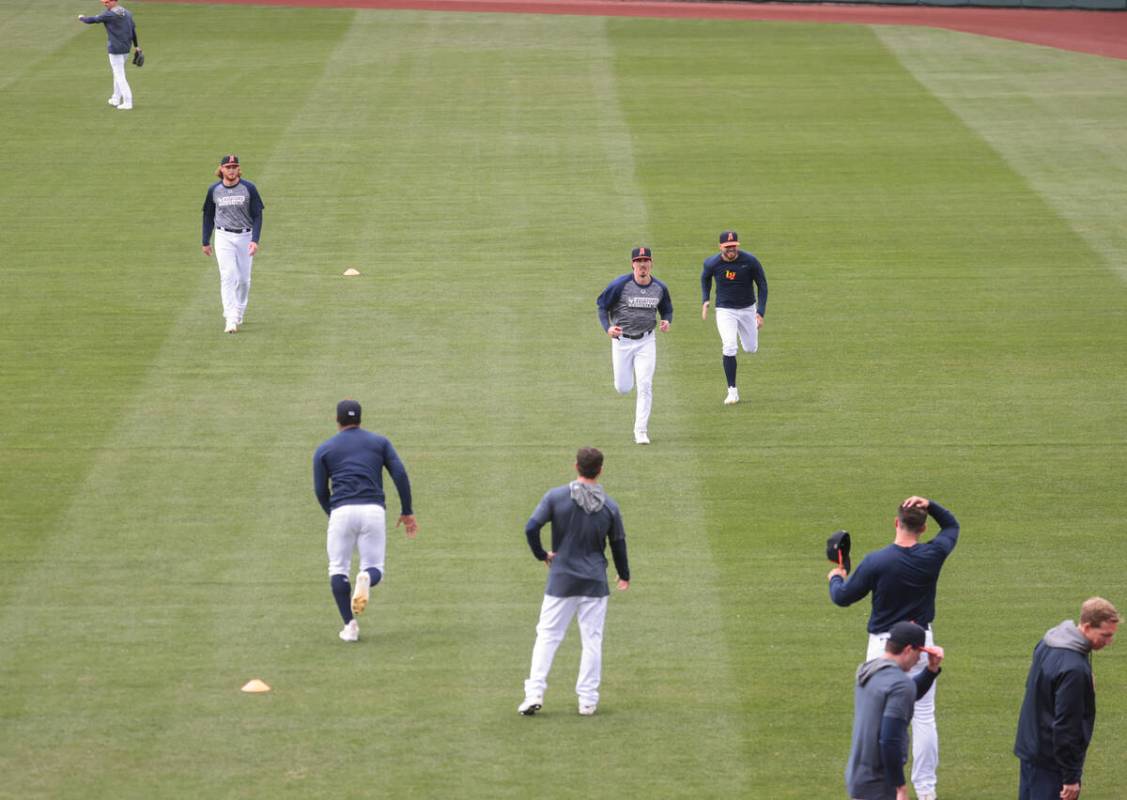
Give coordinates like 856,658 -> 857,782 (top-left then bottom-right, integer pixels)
846,621 -> 944,800
700,230 -> 768,405
596,246 -> 673,445
312,399 -> 417,642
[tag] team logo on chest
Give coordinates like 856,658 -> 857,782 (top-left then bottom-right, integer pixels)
724,270 -> 737,280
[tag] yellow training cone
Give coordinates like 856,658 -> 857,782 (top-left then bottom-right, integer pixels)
241,679 -> 271,693
343,268 -> 360,276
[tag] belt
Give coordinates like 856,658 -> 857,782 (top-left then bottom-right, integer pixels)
621,331 -> 651,340
217,227 -> 251,234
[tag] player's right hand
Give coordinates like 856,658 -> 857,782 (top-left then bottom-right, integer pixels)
607,326 -> 622,338
616,578 -> 629,591
901,496 -> 929,510
202,245 -> 213,257
397,514 -> 418,538
701,301 -> 709,321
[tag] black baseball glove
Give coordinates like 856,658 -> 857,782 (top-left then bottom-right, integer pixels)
132,48 -> 144,67
826,530 -> 851,574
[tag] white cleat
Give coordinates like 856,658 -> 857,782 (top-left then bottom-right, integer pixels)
351,571 -> 371,616
108,97 -> 121,107
338,619 -> 359,642
518,696 -> 543,716
578,703 -> 597,716
224,322 -> 238,334
634,431 -> 650,445
724,387 -> 740,405
116,103 -> 133,110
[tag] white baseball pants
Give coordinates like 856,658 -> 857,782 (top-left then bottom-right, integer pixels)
611,331 -> 655,436
214,228 -> 254,326
107,53 -> 132,106
326,504 -> 386,577
867,626 -> 938,797
715,306 -> 758,356
524,594 -> 608,707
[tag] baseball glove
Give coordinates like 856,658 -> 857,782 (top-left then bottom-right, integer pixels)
826,530 -> 851,574
132,48 -> 144,67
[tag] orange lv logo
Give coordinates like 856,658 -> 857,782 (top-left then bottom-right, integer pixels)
725,270 -> 737,280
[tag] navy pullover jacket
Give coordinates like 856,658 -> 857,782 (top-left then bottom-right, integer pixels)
1014,621 -> 1097,784
312,427 -> 413,516
828,502 -> 959,633
80,6 -> 137,55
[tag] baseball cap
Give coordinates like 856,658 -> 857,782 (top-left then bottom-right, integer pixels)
631,246 -> 653,261
336,399 -> 361,425
888,621 -> 942,655
719,230 -> 740,247
219,154 -> 240,167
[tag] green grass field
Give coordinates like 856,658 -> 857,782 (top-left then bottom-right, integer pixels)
3,2 -> 1126,797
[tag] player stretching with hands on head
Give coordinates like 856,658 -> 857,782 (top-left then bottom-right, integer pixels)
596,247 -> 673,445
827,496 -> 959,800
201,155 -> 264,334
701,230 -> 767,405
77,0 -> 140,110
313,400 -> 417,643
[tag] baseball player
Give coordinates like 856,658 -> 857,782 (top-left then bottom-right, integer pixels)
518,447 -> 630,717
700,230 -> 768,405
827,496 -> 960,800
201,155 -> 265,334
596,247 -> 673,445
846,622 -> 945,800
77,0 -> 140,110
313,399 -> 417,643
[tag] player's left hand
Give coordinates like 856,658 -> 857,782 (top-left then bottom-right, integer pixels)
248,242 -> 259,256
700,301 -> 709,321
924,645 -> 945,672
659,320 -> 670,333
827,567 -> 847,581
397,514 -> 418,538
901,496 -> 929,510
616,578 -> 629,591
755,313 -> 764,329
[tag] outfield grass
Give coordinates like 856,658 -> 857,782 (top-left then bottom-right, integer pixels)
2,3 -> 1125,798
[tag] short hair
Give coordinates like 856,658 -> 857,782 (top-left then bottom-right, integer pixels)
885,639 -> 911,656
1080,597 -> 1120,628
897,504 -> 927,534
575,447 -> 603,479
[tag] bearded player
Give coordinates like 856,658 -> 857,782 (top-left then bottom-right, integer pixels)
700,230 -> 768,405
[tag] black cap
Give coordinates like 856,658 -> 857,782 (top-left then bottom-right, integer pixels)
888,621 -> 927,650
219,154 -> 240,167
336,399 -> 361,425
631,246 -> 653,261
719,230 -> 740,247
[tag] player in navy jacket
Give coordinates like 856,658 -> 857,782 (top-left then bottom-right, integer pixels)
312,400 -> 417,642
700,230 -> 767,406
596,246 -> 673,445
1015,598 -> 1119,800
827,497 -> 959,800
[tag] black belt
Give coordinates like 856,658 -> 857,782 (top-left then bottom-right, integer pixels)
217,227 -> 250,234
621,331 -> 651,340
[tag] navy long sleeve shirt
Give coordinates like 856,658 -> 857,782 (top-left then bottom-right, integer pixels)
700,250 -> 767,313
80,6 -> 137,55
829,502 -> 959,633
312,427 -> 413,517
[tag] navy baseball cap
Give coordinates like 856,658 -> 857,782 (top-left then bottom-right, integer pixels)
631,246 -> 653,261
888,622 -> 942,657
336,399 -> 361,425
719,230 -> 740,247
219,154 -> 240,167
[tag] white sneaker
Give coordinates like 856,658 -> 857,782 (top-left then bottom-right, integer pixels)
518,696 -> 543,716
723,387 -> 740,405
108,97 -> 121,107
351,571 -> 371,616
224,322 -> 238,334
634,431 -> 650,445
116,103 -> 133,110
578,703 -> 597,716
917,794 -> 937,800
338,619 -> 359,642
